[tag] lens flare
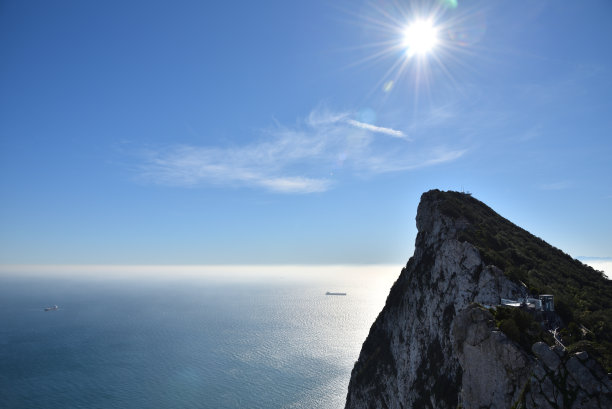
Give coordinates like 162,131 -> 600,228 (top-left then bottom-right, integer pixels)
438,0 -> 458,9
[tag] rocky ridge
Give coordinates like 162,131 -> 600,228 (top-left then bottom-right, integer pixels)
345,190 -> 611,409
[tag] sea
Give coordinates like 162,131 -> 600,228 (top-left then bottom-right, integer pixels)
0,266 -> 399,409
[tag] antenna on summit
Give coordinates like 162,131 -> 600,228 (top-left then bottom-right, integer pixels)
460,185 -> 472,196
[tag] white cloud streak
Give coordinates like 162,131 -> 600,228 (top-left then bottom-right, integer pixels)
345,119 -> 407,138
137,106 -> 466,193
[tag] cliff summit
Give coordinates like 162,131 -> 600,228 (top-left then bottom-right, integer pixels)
345,190 -> 612,409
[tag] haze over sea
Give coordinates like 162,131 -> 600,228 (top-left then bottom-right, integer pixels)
0,265 -> 398,409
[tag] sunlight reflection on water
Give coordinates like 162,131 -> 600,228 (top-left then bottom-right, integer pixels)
0,265 -> 400,409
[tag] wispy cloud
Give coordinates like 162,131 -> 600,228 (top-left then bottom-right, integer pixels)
137,106 -> 466,193
345,119 -> 407,139
257,177 -> 331,194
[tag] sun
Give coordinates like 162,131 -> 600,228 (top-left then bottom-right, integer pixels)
402,19 -> 439,56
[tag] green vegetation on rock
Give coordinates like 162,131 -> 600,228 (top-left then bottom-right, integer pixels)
492,306 -> 554,350
428,189 -> 612,371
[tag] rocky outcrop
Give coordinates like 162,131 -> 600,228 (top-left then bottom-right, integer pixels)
345,190 -> 611,409
452,304 -> 532,408
453,304 -> 612,408
526,344 -> 612,408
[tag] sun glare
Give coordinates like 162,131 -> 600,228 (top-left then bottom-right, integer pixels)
349,2 -> 475,98
402,19 -> 439,56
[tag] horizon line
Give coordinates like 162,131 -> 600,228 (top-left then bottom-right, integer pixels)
0,264 -> 404,280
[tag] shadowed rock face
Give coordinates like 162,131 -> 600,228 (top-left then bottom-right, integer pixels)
344,190 -> 612,409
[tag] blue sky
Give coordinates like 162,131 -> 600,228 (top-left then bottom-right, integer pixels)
1,0 -> 611,269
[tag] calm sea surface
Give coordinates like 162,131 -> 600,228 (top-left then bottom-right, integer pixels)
0,268 -> 397,408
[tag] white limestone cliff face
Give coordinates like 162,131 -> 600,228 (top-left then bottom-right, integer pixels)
345,191 -> 524,409
344,191 -> 612,409
452,305 -> 533,408
453,304 -> 612,409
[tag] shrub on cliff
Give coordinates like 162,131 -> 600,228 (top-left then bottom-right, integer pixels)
493,306 -> 554,351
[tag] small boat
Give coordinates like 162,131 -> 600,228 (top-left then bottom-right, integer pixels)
44,305 -> 59,311
326,292 -> 347,296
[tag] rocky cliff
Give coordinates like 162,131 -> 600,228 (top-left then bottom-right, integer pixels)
453,304 -> 611,408
345,190 -> 611,409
